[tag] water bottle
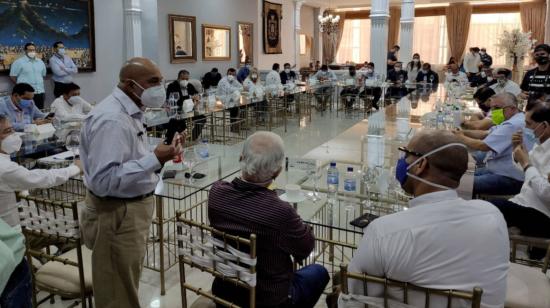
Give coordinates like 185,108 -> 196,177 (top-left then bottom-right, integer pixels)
197,139 -> 209,159
436,110 -> 444,129
453,107 -> 462,128
343,167 -> 357,194
327,161 -> 339,196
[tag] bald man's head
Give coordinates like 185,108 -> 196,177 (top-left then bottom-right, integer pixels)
118,57 -> 163,105
406,130 -> 468,188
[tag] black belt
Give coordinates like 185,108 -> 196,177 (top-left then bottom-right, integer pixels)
88,190 -> 154,202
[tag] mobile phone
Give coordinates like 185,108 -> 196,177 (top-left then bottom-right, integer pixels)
184,172 -> 206,179
349,213 -> 379,229
162,170 -> 177,179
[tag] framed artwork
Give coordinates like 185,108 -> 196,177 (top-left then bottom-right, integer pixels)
263,1 -> 282,54
237,22 -> 253,65
202,24 -> 231,61
0,0 -> 96,73
169,14 -> 197,63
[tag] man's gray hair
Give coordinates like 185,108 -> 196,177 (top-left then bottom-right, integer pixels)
495,92 -> 518,107
240,131 -> 285,183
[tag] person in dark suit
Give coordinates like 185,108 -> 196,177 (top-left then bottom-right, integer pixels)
202,68 -> 222,90
280,63 -> 297,85
415,63 -> 439,86
387,62 -> 408,98
165,70 -> 206,141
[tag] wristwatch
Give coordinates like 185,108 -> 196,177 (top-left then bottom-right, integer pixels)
523,164 -> 532,172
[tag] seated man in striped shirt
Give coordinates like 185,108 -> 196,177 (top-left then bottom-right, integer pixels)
208,131 -> 329,308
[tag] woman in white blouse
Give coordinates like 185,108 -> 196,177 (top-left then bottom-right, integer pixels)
243,68 -> 268,122
406,53 -> 422,83
50,82 -> 92,123
490,101 -> 550,259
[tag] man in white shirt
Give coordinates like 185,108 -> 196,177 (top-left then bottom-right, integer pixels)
50,83 -> 92,123
490,68 -> 522,96
490,101 -> 550,259
445,63 -> 469,88
217,68 -> 244,131
346,130 -> 509,308
0,115 -> 81,227
463,47 -> 481,81
313,65 -> 337,111
265,63 -> 283,96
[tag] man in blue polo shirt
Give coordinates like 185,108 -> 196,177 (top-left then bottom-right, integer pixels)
0,83 -> 49,132
453,92 -> 533,196
9,43 -> 47,110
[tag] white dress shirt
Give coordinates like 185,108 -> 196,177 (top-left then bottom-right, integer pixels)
490,80 -> 522,96
216,77 -> 244,106
445,71 -> 469,87
463,52 -> 481,74
0,153 -> 79,227
265,70 -> 283,94
243,78 -> 266,102
347,190 -> 509,308
80,87 -> 161,198
510,138 -> 550,218
50,96 -> 93,122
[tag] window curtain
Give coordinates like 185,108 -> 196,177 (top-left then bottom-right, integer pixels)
322,11 -> 346,64
445,3 -> 472,63
520,0 -> 546,44
388,6 -> 401,49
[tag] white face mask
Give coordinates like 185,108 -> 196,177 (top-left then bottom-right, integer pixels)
58,48 -> 66,56
180,80 -> 189,88
413,59 -> 419,63
27,52 -> 36,59
251,74 -> 258,80
487,77 -> 493,82
131,80 -> 166,108
1,133 -> 22,154
394,67 -> 402,72
285,69 -> 291,74
68,96 -> 82,105
227,75 -> 235,82
366,68 -> 373,74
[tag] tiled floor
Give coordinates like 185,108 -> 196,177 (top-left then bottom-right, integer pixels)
40,108 -> 364,308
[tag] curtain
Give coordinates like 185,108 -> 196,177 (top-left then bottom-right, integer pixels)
388,6 -> 401,49
335,19 -> 371,64
322,11 -> 346,64
520,0 -> 546,44
446,3 -> 472,63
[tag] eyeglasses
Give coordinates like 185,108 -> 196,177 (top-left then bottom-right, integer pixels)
398,146 -> 424,158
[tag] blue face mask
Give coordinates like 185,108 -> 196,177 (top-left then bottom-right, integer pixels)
19,99 -> 33,109
395,157 -> 409,186
523,127 -> 538,146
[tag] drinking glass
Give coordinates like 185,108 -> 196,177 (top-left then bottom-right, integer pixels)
183,148 -> 198,183
65,130 -> 80,162
306,167 -> 322,202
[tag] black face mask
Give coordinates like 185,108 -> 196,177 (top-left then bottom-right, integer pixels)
535,56 -> 549,65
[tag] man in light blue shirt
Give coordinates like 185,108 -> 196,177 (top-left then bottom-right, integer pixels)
49,41 -> 78,98
9,43 -> 46,109
454,93 -> 534,196
0,83 -> 49,132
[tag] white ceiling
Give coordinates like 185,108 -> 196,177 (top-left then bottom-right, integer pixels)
305,0 -> 522,9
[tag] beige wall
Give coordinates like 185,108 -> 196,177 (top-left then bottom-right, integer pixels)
300,5 -> 316,69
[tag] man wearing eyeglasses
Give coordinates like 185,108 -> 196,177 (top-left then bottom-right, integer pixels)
453,93 -> 533,196
345,130 -> 509,307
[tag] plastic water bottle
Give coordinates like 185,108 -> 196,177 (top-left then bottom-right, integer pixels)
327,161 -> 339,195
453,107 -> 462,128
197,139 -> 209,159
343,167 -> 357,194
436,110 -> 444,129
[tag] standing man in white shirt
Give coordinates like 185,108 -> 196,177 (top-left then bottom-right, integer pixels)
79,57 -> 183,308
346,130 -> 509,308
490,101 -> 550,259
0,115 -> 81,227
9,43 -> 47,109
49,41 -> 78,98
463,47 -> 481,83
490,68 -> 522,96
50,83 -> 92,123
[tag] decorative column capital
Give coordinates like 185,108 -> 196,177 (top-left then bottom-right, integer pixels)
295,0 -> 305,31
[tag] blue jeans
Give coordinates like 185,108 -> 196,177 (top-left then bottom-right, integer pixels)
0,259 -> 32,308
473,168 -> 523,196
288,264 -> 330,308
471,150 -> 487,167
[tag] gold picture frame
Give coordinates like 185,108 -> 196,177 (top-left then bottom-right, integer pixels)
202,24 -> 231,61
237,22 -> 254,65
169,14 -> 197,63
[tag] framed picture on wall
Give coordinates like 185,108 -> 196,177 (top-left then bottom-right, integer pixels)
237,22 -> 253,65
263,1 -> 282,54
202,24 -> 231,61
169,14 -> 197,63
0,0 -> 96,74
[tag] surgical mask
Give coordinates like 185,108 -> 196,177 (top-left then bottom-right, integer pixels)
491,108 -> 505,125
523,127 -> 538,145
487,77 -> 493,82
1,133 -> 22,154
68,96 -> 82,106
366,69 -> 373,74
19,99 -> 33,109
421,70 -> 428,74
395,143 -> 468,191
27,52 -> 36,59
480,72 -> 487,78
394,67 -> 401,72
251,74 -> 258,80
58,48 -> 66,56
131,80 -> 166,108
535,56 -> 549,65
413,59 -> 419,63
480,51 -> 486,55
227,75 -> 235,82
180,80 -> 189,88
285,69 -> 291,74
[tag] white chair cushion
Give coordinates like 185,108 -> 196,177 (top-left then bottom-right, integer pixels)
35,245 -> 93,295
505,263 -> 550,308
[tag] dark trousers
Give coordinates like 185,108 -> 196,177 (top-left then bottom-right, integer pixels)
33,93 -> 45,110
191,115 -> 207,141
360,87 -> 381,109
0,259 -> 32,308
490,199 -> 550,259
53,81 -> 67,98
229,106 -> 240,124
213,264 -> 330,308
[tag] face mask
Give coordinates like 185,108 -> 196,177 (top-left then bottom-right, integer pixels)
245,64 -> 251,69
366,69 -> 373,74
251,74 -> 258,80
491,108 -> 505,125
180,80 -> 189,88
27,52 -> 36,59
131,80 -> 166,108
413,59 -> 419,63
480,51 -> 486,55
523,127 -> 538,145
1,133 -> 22,154
395,143 -> 468,191
480,72 -> 487,78
394,67 -> 401,72
227,75 -> 235,82
68,96 -> 82,105
421,70 -> 428,74
284,69 -> 291,74
535,56 -> 549,65
19,99 -> 33,109
487,77 -> 493,82
58,48 -> 66,56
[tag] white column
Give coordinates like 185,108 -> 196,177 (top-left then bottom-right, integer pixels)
545,0 -> 550,43
370,0 -> 390,76
399,0 -> 415,65
294,0 -> 305,68
123,0 -> 143,59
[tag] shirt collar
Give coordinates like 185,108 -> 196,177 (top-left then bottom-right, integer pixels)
231,177 -> 275,194
8,98 -> 21,112
0,153 -> 10,160
408,190 -> 459,208
112,87 -> 142,117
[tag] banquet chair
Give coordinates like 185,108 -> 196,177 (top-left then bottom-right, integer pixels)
338,264 -> 483,308
18,195 -> 93,308
176,215 -> 257,308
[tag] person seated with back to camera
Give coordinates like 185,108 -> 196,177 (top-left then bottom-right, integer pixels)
341,130 -> 508,308
50,82 -> 92,123
208,131 -> 329,308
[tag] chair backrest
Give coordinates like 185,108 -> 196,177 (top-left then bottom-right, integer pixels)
339,264 -> 483,308
176,215 -> 257,308
18,194 -> 88,307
